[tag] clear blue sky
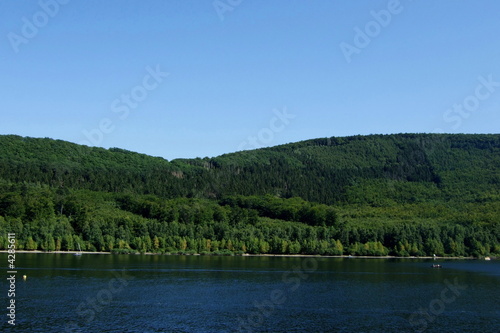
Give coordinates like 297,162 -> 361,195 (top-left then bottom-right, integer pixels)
1,0 -> 499,160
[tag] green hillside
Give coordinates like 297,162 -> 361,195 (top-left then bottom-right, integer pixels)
0,133 -> 499,256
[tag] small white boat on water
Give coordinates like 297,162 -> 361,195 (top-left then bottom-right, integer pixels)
485,256 -> 491,261
74,243 -> 82,256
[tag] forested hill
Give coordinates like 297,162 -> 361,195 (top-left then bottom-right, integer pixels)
1,133 -> 499,204
0,133 -> 499,257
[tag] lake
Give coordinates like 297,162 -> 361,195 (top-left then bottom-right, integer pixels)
1,253 -> 499,332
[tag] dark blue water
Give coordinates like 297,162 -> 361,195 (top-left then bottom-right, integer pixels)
1,254 -> 499,332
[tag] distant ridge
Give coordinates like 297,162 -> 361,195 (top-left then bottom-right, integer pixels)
0,133 -> 498,256
0,133 -> 499,204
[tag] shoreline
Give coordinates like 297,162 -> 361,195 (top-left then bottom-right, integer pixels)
0,250 -> 484,260
243,254 -> 479,260
0,250 -> 110,255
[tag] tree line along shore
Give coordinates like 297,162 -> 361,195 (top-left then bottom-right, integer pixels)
0,134 -> 499,257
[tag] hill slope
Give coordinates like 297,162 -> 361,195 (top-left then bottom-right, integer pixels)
1,133 -> 499,203
0,133 -> 499,256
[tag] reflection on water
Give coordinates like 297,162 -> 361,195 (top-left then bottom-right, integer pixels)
1,254 -> 499,332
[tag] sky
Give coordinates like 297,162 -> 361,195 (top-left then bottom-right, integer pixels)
1,0 -> 499,160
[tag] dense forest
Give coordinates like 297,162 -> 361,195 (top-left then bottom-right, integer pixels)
0,133 -> 499,257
